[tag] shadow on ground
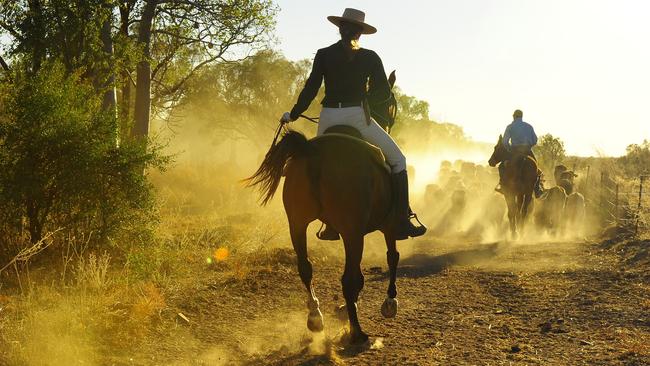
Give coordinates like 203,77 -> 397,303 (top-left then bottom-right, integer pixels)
254,336 -> 386,366
370,241 -> 507,280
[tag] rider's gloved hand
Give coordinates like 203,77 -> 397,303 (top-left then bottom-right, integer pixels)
280,112 -> 296,124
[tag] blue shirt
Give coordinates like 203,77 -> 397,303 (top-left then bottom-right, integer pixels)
503,118 -> 538,149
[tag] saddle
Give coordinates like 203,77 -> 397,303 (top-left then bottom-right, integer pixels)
314,125 -> 391,173
323,125 -> 363,139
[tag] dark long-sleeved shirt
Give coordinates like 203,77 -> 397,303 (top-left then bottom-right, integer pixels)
289,41 -> 391,120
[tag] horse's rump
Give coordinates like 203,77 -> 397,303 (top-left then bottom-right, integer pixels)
307,134 -> 392,230
503,153 -> 537,194
312,133 -> 389,173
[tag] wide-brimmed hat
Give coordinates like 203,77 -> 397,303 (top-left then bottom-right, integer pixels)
327,8 -> 377,35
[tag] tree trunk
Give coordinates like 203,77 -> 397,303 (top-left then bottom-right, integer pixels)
100,2 -> 117,120
26,199 -> 42,244
28,0 -> 46,74
119,3 -> 132,141
132,0 -> 157,138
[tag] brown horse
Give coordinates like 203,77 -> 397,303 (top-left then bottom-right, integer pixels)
246,129 -> 401,344
488,135 -> 538,238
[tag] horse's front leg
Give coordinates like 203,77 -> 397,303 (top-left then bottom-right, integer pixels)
381,233 -> 399,318
505,194 -> 518,238
290,222 -> 323,332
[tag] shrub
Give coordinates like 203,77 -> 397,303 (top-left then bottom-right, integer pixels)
534,133 -> 566,173
619,140 -> 650,177
0,62 -> 167,259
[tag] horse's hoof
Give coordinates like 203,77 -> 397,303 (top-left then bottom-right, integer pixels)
307,309 -> 324,332
349,329 -> 369,345
381,297 -> 398,318
335,304 -> 348,321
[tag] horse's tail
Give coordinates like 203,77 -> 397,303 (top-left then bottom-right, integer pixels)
245,130 -> 311,205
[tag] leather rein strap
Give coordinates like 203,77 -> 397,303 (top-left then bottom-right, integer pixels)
299,114 -> 319,123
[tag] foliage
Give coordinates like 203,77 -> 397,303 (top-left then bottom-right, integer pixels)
0,0 -> 279,137
394,88 -> 430,122
389,89 -> 484,154
619,140 -> 650,177
0,0 -> 117,75
534,133 -> 566,172
149,0 -> 278,113
0,62 -> 167,247
177,50 -> 315,148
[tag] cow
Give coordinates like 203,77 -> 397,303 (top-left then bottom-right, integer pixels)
558,170 -> 578,195
564,192 -> 586,238
534,186 -> 567,236
432,187 -> 467,236
554,165 -> 568,186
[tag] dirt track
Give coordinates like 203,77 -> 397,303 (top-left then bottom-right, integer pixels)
136,232 -> 650,366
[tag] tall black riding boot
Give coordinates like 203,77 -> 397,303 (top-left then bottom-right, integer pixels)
393,170 -> 427,240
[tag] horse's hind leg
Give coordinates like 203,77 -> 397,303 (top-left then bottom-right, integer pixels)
290,221 -> 323,332
341,233 -> 368,344
381,233 -> 399,318
519,194 -> 533,234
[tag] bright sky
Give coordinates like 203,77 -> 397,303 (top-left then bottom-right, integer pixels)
274,0 -> 650,157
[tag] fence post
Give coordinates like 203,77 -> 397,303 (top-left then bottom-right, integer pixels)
600,172 -> 604,214
615,183 -> 619,226
635,176 -> 645,235
599,171 -> 604,225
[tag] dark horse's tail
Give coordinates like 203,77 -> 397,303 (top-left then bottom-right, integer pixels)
245,130 -> 311,205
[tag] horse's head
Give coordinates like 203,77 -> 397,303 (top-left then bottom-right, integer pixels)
488,135 -> 507,167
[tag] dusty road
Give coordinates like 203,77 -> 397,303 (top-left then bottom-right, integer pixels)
136,232 -> 649,366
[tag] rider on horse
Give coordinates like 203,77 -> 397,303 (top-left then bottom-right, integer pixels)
279,8 -> 426,240
496,109 -> 544,197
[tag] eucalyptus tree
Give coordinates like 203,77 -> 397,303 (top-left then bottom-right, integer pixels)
0,0 -> 277,139
122,0 -> 277,139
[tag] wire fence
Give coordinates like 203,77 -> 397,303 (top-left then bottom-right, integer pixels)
599,172 -> 650,234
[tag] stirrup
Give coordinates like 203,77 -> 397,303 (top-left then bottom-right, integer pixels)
396,212 -> 427,240
409,212 -> 425,228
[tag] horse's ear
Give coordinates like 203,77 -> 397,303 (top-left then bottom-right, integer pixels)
388,70 -> 396,89
498,134 -> 502,142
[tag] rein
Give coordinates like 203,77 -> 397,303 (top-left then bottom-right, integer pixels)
271,114 -> 319,147
299,114 -> 319,123
271,120 -> 288,147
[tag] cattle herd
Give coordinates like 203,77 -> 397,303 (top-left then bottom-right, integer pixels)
418,160 -> 587,240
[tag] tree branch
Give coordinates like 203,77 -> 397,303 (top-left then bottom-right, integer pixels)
0,19 -> 22,41
0,54 -> 10,75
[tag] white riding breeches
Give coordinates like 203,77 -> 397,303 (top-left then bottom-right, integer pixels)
317,106 -> 406,173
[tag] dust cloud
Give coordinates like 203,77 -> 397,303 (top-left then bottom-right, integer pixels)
141,111 -> 604,364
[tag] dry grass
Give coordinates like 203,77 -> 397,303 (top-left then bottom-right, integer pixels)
0,160 -> 300,365
0,250 -> 174,365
